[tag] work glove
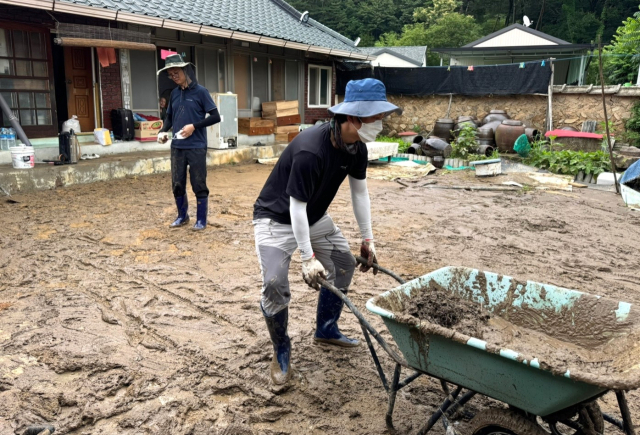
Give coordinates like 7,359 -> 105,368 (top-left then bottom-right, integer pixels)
302,255 -> 327,290
157,132 -> 169,144
360,239 -> 378,275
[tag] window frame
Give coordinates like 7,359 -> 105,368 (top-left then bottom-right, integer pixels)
307,64 -> 331,109
0,21 -> 57,138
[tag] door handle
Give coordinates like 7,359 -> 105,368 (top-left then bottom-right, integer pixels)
66,79 -> 72,84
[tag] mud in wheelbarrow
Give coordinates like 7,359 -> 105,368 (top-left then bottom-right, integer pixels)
323,260 -> 639,435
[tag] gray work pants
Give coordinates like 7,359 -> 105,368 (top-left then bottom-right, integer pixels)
253,214 -> 356,316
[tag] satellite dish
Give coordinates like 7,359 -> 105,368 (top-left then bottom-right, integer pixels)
354,37 -> 361,47
523,15 -> 533,27
300,11 -> 309,23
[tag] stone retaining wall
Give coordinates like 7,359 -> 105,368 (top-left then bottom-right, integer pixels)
384,93 -> 639,137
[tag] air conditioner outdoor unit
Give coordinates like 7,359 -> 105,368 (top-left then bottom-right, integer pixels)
207,92 -> 238,149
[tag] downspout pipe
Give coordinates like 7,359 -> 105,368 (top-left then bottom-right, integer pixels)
0,93 -> 32,147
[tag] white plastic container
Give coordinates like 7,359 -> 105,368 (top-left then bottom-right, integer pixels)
470,158 -> 502,177
11,145 -> 35,169
596,172 -> 624,186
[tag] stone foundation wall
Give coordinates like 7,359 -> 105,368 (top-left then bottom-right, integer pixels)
384,93 -> 639,137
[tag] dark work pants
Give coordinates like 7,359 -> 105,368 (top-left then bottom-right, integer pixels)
171,147 -> 209,198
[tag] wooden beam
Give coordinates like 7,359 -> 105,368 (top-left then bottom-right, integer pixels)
54,37 -> 156,51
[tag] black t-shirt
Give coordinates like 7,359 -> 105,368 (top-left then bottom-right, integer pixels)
254,122 -> 368,225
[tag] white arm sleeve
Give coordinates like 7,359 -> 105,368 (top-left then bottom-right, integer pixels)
290,197 -> 314,260
349,176 -> 374,240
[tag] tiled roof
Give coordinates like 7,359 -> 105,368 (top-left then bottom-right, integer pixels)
56,0 -> 360,53
357,46 -> 427,65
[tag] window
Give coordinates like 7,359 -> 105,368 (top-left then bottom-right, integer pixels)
308,64 -> 331,108
0,28 -> 53,130
0,26 -> 55,136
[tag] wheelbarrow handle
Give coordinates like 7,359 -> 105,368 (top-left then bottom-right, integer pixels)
353,255 -> 406,285
318,278 -> 409,368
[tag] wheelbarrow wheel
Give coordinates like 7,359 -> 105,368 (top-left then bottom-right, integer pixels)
465,408 -> 548,435
544,401 -> 604,435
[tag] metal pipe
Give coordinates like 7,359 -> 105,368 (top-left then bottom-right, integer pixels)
616,391 -> 636,435
360,324 -> 388,392
0,93 -> 32,147
416,386 -> 464,435
353,256 -> 406,284
397,371 -> 423,389
603,412 -> 625,431
385,364 -> 402,429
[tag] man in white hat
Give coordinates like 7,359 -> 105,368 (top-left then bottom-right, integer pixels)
252,78 -> 402,385
157,54 -> 220,230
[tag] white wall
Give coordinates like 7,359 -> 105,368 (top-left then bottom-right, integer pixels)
370,53 -> 419,68
475,28 -> 558,47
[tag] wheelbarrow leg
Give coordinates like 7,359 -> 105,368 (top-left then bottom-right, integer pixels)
360,323 -> 388,392
417,388 -> 472,435
386,364 -> 402,429
616,391 -> 636,435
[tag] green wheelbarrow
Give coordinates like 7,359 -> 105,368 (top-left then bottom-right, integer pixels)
321,259 -> 639,435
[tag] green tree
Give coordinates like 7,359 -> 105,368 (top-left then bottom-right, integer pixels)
413,0 -> 460,25
378,13 -> 484,65
602,7 -> 640,84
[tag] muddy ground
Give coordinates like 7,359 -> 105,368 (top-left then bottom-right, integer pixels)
1,161 -> 639,435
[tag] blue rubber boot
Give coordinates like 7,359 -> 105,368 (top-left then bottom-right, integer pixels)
169,194 -> 189,228
263,306 -> 292,385
193,197 -> 208,230
314,287 -> 360,347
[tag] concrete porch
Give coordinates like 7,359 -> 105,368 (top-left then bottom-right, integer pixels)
0,144 -> 286,195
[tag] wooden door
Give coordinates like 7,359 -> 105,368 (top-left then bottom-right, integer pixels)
64,47 -> 94,132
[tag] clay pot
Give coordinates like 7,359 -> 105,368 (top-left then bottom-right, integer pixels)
477,127 -> 494,140
560,126 -> 579,132
482,110 -> 510,126
433,118 -> 455,142
482,120 -> 502,136
455,119 -> 477,132
476,145 -> 495,157
406,143 -> 420,154
495,120 -> 525,153
422,136 -> 452,158
432,156 -> 445,169
477,138 -> 495,146
525,128 -> 540,143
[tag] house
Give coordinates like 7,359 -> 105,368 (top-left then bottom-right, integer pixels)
0,0 -> 374,149
356,46 -> 427,67
432,24 -> 594,85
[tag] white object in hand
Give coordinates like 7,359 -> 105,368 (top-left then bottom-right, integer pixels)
175,130 -> 186,140
157,132 -> 169,144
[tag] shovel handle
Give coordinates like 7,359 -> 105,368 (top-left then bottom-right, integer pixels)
353,255 -> 406,284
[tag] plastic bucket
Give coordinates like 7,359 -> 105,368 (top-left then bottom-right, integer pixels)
11,145 -> 35,169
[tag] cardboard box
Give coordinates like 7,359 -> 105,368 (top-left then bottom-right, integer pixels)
134,120 -> 163,142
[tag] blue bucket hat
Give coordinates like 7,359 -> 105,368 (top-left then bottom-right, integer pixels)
329,78 -> 402,118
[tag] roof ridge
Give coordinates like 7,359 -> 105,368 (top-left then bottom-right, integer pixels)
307,18 -> 356,49
463,23 -> 570,48
267,0 -> 356,49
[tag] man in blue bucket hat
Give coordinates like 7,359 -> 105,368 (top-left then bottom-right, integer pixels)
252,78 -> 402,385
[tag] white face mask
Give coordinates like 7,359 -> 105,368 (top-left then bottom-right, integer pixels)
356,119 -> 383,143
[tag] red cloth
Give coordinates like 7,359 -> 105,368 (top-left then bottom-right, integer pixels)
161,49 -> 178,60
545,130 -> 603,139
136,113 -> 161,121
96,47 -> 117,68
